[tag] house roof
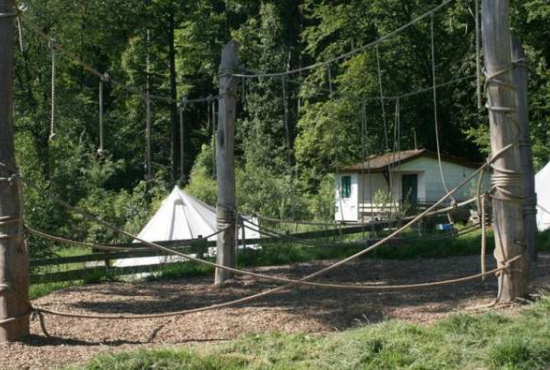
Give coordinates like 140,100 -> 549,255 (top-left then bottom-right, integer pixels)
339,149 -> 480,173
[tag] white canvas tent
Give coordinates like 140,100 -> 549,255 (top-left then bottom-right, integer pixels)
114,186 -> 260,267
536,162 -> 550,232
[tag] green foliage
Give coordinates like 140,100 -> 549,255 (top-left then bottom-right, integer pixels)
13,0 -> 550,261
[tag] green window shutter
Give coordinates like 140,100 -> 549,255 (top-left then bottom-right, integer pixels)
341,176 -> 351,198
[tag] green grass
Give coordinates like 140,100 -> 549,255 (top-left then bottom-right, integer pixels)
68,295 -> 550,370
29,246 -> 92,299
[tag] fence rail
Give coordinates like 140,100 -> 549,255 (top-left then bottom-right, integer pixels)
30,220 -> 398,284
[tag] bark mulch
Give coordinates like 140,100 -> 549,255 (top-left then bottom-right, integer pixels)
2,254 -> 549,370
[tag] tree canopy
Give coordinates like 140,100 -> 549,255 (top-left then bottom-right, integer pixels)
11,0 -> 550,257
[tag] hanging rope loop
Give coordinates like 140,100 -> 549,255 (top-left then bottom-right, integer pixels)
97,73 -> 110,157
49,38 -> 57,141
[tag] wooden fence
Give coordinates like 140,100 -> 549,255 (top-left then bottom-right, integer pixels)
30,222 -> 392,284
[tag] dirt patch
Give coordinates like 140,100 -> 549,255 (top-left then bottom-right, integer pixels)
2,254 -> 549,370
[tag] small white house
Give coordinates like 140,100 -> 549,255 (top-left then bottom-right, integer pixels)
334,149 -> 486,222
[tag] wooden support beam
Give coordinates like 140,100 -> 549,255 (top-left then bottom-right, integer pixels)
0,0 -> 30,342
512,36 -> 538,263
215,41 -> 240,285
482,0 -> 529,301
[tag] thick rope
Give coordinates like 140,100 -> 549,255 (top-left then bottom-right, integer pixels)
29,254 -> 522,321
0,161 -> 513,322
0,153 -> 507,297
27,225 -> 224,252
244,218 -> 481,246
253,196 -> 479,228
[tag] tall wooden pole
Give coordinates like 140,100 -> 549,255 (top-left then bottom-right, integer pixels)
215,41 -> 239,285
482,0 -> 529,301
512,35 -> 538,263
0,0 -> 30,342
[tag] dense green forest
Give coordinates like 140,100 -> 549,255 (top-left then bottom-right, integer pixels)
11,0 -> 550,258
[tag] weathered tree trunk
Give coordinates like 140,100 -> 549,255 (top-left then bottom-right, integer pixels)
0,0 -> 30,342
482,0 -> 529,302
512,36 -> 537,263
215,41 -> 239,285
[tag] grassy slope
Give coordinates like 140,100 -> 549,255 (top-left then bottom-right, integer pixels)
71,296 -> 550,370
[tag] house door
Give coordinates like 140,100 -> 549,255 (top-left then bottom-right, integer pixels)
401,174 -> 418,209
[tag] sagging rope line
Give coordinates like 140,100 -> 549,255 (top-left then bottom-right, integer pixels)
19,16 -> 219,107
259,68 -> 476,103
243,219 -> 481,247
430,14 -> 455,204
1,147 -> 507,292
5,253 -> 522,323
233,0 -> 455,79
253,195 -> 479,229
0,145 -> 514,323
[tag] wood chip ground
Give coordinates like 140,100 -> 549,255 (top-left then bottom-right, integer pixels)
2,254 -> 550,370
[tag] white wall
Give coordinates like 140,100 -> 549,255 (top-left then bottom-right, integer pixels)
335,173 -> 359,222
392,157 -> 488,203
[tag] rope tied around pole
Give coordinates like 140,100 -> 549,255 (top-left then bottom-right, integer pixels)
0,282 -> 50,336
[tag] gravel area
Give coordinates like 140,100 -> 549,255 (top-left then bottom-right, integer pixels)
2,254 -> 549,370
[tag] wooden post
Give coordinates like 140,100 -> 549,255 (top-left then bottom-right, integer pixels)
215,41 -> 239,285
482,0 -> 529,301
512,35 -> 538,263
0,0 -> 31,342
